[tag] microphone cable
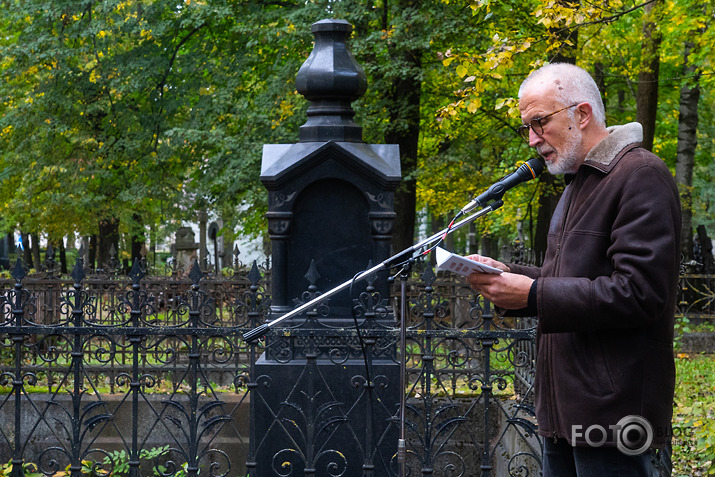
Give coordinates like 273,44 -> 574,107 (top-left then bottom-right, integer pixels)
347,267 -> 396,471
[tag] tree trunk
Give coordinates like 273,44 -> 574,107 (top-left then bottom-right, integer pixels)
59,237 -> 68,274
636,1 -> 661,152
594,62 -> 607,114
697,225 -> 714,274
130,213 -> 145,265
21,232 -> 33,268
351,1 -> 423,255
675,41 -> 701,262
98,218 -> 120,270
89,235 -> 98,271
533,0 -> 579,261
549,0 -> 579,64
351,3 -> 422,255
31,233 -> 41,272
386,50 -> 422,255
480,235 -> 499,262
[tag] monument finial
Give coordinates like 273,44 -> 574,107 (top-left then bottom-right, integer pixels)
295,19 -> 367,143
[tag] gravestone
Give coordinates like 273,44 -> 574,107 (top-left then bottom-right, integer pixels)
173,226 -> 198,273
251,19 -> 402,476
0,234 -> 10,270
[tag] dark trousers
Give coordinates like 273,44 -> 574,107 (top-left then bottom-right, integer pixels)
542,438 -> 670,477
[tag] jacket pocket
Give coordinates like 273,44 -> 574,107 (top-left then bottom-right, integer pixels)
571,331 -> 616,397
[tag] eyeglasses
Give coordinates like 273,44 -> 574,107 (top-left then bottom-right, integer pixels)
517,103 -> 580,141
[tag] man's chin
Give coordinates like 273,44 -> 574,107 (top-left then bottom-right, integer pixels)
547,159 -> 580,176
545,158 -> 569,175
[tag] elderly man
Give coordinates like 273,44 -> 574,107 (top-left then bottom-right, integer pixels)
466,63 -> 680,476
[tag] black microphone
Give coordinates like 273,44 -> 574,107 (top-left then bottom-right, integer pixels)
461,157 -> 544,214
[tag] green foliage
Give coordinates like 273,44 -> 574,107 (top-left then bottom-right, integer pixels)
674,317 -> 715,336
0,0 -> 713,253
673,353 -> 715,475
0,447 -> 190,477
1,0 -> 211,238
0,460 -> 42,477
102,446 -> 188,477
438,0 -> 715,249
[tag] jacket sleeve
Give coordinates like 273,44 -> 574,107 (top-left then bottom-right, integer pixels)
537,159 -> 681,333
507,263 -> 542,279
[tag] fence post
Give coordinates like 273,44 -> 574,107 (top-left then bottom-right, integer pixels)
9,260 -> 29,477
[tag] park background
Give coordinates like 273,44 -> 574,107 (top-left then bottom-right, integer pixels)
0,0 -> 714,475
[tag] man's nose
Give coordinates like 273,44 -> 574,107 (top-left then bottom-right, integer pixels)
528,129 -> 543,147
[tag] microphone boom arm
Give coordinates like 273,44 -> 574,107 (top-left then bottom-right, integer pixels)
242,200 -> 504,342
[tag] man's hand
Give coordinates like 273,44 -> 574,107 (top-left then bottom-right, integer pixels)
464,254 -> 510,272
465,255 -> 533,309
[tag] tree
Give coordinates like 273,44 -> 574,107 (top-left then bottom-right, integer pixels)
346,0 -> 491,253
534,0 -> 580,260
435,0 -> 715,261
1,0 -> 713,271
0,0 -> 240,265
377,2 -> 423,254
675,43 -> 702,261
671,0 -> 711,262
636,0 -> 661,152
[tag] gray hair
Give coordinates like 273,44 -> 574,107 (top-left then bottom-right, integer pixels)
518,63 -> 606,127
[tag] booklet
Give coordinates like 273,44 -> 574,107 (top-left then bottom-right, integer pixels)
435,247 -> 503,277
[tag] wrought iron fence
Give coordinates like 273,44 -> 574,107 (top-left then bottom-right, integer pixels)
1,250 -> 711,477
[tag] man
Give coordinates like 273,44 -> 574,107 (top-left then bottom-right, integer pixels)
466,63 -> 680,476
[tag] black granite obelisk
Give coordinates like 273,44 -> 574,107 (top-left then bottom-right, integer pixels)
251,19 -> 402,476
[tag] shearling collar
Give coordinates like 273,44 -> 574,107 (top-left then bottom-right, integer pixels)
584,122 -> 643,167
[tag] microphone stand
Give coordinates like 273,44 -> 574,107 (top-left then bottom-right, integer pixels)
396,258 -> 410,476
242,199 -> 503,343
242,199 -> 503,477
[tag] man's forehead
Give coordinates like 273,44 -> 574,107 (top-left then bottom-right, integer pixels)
519,86 -> 561,119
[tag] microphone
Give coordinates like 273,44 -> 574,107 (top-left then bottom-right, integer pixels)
460,158 -> 544,214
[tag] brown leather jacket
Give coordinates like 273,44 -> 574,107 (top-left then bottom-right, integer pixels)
509,123 -> 681,447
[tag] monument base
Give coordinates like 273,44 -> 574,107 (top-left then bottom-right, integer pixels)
251,356 -> 400,476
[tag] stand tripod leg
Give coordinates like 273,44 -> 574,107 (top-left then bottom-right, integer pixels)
397,260 -> 411,477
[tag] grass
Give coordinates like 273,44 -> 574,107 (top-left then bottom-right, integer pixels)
673,352 -> 715,476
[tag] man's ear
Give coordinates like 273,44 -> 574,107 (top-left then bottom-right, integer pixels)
576,102 -> 593,129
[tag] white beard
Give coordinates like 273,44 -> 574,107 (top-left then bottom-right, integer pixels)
542,127 -> 583,175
